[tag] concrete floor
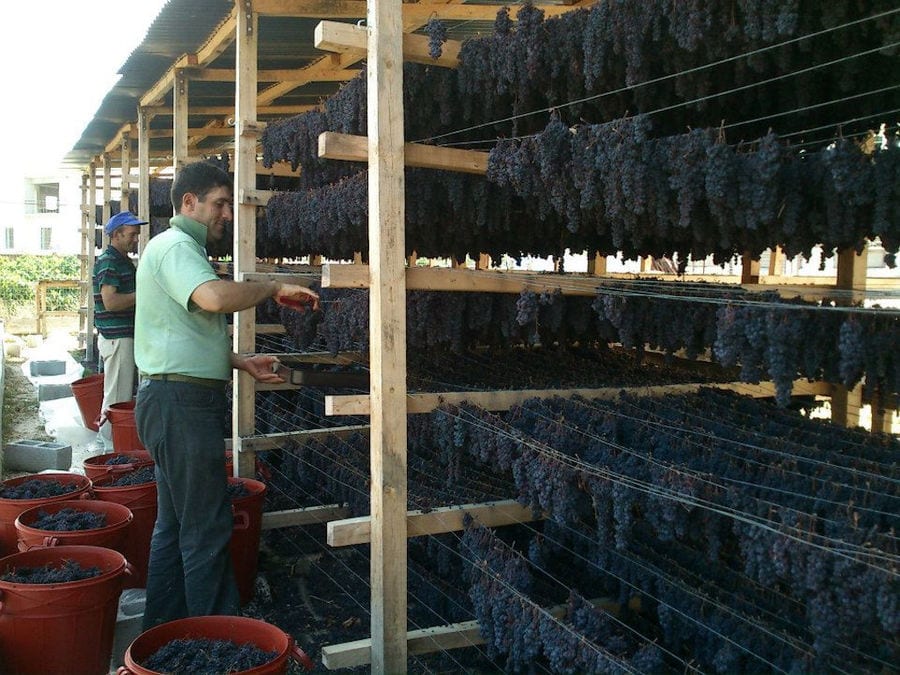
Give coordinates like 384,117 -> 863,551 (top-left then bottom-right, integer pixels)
19,330 -> 108,474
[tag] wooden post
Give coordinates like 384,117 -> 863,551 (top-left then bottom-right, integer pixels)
233,0 -> 259,479
836,246 -> 867,292
587,251 -> 606,276
740,251 -> 760,284
137,106 -> 151,253
121,133 -> 132,215
79,173 -> 90,351
639,255 -> 653,273
476,253 -> 491,270
86,159 -> 98,363
173,68 -> 189,174
870,389 -> 895,435
35,281 -> 46,337
367,0 -> 408,668
832,247 -> 867,428
767,246 -> 783,277
101,153 -> 112,250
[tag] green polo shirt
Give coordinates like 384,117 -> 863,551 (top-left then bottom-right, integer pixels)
134,214 -> 231,381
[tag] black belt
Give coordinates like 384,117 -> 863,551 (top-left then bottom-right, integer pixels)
141,373 -> 227,389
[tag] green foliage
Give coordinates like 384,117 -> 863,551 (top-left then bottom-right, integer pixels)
0,254 -> 81,314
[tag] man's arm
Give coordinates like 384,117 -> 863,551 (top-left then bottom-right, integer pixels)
190,279 -> 319,314
100,284 -> 136,311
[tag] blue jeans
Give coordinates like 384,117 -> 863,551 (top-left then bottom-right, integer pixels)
135,378 -> 239,629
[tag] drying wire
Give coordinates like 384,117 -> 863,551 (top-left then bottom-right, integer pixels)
416,7 -> 900,145
258,442 -> 506,673
246,374 -> 892,672
452,406 -> 900,572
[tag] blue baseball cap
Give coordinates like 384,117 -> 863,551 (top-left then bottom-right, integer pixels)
105,211 -> 148,236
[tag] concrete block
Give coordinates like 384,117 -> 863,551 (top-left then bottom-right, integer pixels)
29,360 -> 66,376
38,383 -> 73,401
110,589 -> 146,670
3,439 -> 72,472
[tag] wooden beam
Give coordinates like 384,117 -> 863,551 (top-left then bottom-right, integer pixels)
261,504 -> 351,529
232,3 -> 260,479
315,20 -> 461,68
319,131 -> 488,174
146,104 -> 317,116
322,594 -> 627,669
321,265 -> 897,303
184,66 -> 358,82
326,380 -> 834,416
327,499 -> 540,547
242,271 -> 321,285
254,0 -> 592,20
240,424 -> 370,452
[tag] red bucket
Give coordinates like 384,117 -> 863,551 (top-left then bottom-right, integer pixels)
0,473 -> 93,557
229,476 -> 267,606
71,373 -> 104,431
92,470 -> 157,588
83,451 -> 153,481
0,545 -> 130,675
107,401 -> 146,453
120,615 -> 313,674
15,499 -> 133,555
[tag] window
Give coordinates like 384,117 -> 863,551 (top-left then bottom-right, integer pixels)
36,183 -> 59,214
4,227 -> 13,250
40,227 -> 52,250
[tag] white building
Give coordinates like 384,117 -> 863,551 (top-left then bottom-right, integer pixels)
0,171 -> 83,255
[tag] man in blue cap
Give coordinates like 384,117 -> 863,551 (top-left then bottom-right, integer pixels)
92,210 -> 147,444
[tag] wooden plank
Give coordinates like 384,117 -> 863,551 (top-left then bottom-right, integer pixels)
319,131 -> 488,174
315,20 -> 461,68
741,251 -> 760,284
184,67 -> 357,82
239,188 -> 274,206
261,505 -> 351,529
326,380 -> 834,416
322,594 -> 627,669
327,499 -> 540,547
173,70 -> 189,174
255,0 -> 592,20
240,424 -> 370,452
242,271 -> 321,285
322,265 -> 897,304
367,0 -> 409,667
232,3 -> 260,479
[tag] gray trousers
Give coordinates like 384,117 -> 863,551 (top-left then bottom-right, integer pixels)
135,377 -> 239,629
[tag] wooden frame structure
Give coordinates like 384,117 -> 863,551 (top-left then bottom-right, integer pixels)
72,1 -> 898,670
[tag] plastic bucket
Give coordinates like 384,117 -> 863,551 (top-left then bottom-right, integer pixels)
120,615 -> 314,674
0,473 -> 93,557
107,400 -> 146,452
229,476 -> 267,606
0,545 -> 130,675
15,499 -> 134,555
92,471 -> 157,588
83,451 -> 153,481
71,373 -> 104,431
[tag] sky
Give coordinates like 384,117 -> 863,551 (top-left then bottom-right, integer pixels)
0,1 -> 169,180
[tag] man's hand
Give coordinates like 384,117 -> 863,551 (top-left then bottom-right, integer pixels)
234,354 -> 285,383
273,283 -> 320,312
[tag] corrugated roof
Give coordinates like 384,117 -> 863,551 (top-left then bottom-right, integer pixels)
64,0 -> 564,170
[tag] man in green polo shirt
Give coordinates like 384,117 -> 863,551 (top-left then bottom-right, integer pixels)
92,210 -> 147,445
134,161 -> 318,628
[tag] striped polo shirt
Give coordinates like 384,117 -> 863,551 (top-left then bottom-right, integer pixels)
93,245 -> 137,339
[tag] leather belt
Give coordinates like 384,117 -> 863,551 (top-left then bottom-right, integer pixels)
141,373 -> 226,389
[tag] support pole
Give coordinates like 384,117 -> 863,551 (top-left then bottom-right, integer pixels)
86,160 -> 98,363
367,0 -> 408,668
101,153 -> 112,251
233,0 -> 259,478
832,246 -> 867,428
173,69 -> 189,174
137,106 -> 151,253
